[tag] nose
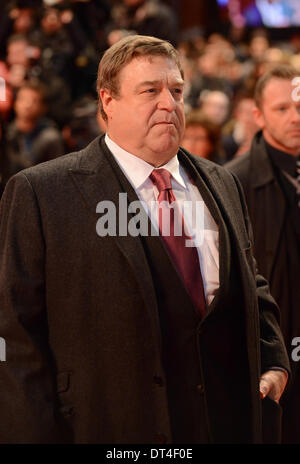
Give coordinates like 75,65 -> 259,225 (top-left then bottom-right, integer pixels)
157,88 -> 177,112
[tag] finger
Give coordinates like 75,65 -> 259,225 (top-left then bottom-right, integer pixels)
259,378 -> 271,399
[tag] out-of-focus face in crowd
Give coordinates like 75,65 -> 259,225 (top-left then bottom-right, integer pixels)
182,124 -> 213,159
14,87 -> 45,122
13,9 -> 34,35
41,8 -> 63,35
200,91 -> 230,126
6,39 -> 30,68
234,97 -> 259,136
249,35 -> 269,61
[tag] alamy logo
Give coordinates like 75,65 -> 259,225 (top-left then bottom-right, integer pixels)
291,337 -> 300,362
291,77 -> 300,102
96,193 -> 205,247
0,337 -> 6,361
0,77 -> 6,102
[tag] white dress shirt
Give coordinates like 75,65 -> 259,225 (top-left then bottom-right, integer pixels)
105,134 -> 220,305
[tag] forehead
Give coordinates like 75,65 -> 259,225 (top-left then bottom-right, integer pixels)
17,88 -> 41,99
205,93 -> 228,105
262,77 -> 294,103
9,41 -> 27,51
119,55 -> 183,85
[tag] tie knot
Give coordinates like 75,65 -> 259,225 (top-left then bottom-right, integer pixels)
149,168 -> 172,193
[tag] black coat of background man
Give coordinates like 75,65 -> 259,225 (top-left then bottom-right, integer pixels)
226,64 -> 300,443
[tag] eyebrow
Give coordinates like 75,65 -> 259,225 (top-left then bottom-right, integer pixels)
135,79 -> 185,91
271,101 -> 292,107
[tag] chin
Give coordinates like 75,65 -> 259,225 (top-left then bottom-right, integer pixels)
156,134 -> 179,153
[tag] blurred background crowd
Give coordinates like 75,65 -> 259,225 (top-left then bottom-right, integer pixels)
1,0 -> 300,197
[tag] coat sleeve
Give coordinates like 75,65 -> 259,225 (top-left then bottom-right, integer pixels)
0,173 -> 64,443
231,172 -> 290,376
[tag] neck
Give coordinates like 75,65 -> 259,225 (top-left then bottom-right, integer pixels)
263,130 -> 300,157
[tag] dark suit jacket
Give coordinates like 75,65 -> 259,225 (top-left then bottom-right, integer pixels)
0,135 -> 289,443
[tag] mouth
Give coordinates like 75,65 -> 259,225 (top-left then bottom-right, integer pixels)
154,121 -> 175,126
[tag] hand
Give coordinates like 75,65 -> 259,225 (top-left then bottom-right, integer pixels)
259,370 -> 288,403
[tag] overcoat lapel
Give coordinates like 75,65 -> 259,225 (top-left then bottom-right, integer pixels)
179,150 -> 251,250
249,137 -> 286,280
67,136 -> 162,352
178,150 -> 232,317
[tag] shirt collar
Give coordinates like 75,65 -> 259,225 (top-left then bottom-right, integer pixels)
105,133 -> 187,190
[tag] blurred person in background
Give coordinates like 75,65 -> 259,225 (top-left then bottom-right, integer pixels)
6,33 -> 40,71
177,26 -> 206,61
6,80 -> 64,177
223,93 -> 259,161
66,0 -> 111,54
182,110 -> 225,164
4,32 -> 72,127
196,46 -> 233,97
106,28 -> 136,47
199,90 -> 230,128
34,6 -> 88,94
226,64 -> 300,443
246,29 -> 270,66
0,0 -> 41,59
0,62 -> 14,122
107,0 -> 178,47
0,34 -> 40,123
62,95 -> 102,151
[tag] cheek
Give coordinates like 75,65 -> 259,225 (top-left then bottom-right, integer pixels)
264,110 -> 283,128
177,110 -> 185,134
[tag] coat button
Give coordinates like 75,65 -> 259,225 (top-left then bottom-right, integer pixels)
153,375 -> 164,387
155,433 -> 167,444
196,384 -> 205,394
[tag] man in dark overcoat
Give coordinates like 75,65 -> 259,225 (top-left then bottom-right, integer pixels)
226,64 -> 300,443
0,36 -> 289,444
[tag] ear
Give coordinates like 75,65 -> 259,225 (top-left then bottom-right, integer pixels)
252,106 -> 265,130
100,88 -> 114,120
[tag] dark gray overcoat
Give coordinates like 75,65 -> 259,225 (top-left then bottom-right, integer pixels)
0,135 -> 289,443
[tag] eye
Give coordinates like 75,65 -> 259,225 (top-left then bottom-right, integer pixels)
172,88 -> 183,99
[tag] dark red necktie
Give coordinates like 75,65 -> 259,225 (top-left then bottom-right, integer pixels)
149,168 -> 206,317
